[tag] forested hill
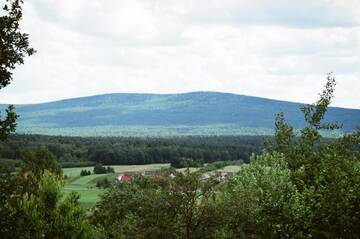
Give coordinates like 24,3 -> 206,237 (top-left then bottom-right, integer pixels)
3,92 -> 360,136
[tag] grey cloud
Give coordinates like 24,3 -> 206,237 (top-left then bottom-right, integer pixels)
166,0 -> 360,28
28,0 -> 189,47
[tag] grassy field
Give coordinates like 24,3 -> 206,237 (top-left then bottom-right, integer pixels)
175,167 -> 199,173
62,164 -> 169,208
222,165 -> 241,173
62,163 -> 240,209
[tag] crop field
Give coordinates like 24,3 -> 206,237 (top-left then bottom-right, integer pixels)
62,164 -> 170,208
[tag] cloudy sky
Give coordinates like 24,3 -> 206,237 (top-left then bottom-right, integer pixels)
2,0 -> 360,108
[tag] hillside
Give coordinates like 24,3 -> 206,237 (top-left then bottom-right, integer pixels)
3,92 -> 360,136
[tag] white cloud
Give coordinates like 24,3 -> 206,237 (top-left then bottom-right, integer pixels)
1,0 -> 359,109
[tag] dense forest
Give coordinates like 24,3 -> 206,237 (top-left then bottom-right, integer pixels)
0,135 -> 264,167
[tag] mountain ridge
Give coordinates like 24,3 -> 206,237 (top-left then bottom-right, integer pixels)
6,91 -> 358,110
2,92 -> 359,137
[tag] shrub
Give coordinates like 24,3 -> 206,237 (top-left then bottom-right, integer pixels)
80,170 -> 91,176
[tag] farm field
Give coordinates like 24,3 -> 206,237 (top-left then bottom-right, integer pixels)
62,164 -> 170,208
175,167 -> 199,173
222,165 -> 241,173
62,163 -> 241,208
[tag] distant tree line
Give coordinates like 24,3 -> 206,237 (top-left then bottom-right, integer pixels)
93,163 -> 114,174
0,135 -> 264,166
170,157 -> 204,168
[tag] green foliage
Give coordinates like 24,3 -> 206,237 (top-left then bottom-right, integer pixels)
0,143 -> 97,237
0,0 -> 35,140
106,166 -> 115,173
92,75 -> 360,238
61,161 -> 96,168
0,159 -> 16,173
171,157 -> 204,168
0,171 -> 97,238
93,163 -> 114,174
221,153 -> 306,238
300,74 -> 340,130
80,169 -> 91,176
96,178 -> 111,189
0,73 -> 358,238
0,135 -> 260,165
166,171 -> 221,239
93,172 -> 222,239
62,164 -> 168,208
0,105 -> 18,140
20,146 -> 62,178
263,74 -> 360,237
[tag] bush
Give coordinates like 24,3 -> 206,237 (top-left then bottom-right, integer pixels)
106,166 -> 115,173
80,170 -> 91,176
93,163 -> 114,174
96,178 -> 111,188
93,163 -> 107,174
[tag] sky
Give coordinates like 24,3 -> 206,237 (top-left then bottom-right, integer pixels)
1,0 -> 360,108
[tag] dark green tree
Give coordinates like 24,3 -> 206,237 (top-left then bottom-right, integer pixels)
0,170 -> 98,238
20,146 -> 62,178
80,169 -> 91,176
0,0 -> 35,140
93,163 -> 107,174
93,172 -> 222,239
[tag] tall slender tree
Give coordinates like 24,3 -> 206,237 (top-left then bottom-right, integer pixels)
0,0 -> 35,140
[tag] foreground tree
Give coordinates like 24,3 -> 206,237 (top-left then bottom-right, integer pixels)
21,146 -> 62,178
0,171 -> 98,238
93,172 -> 222,239
0,0 -> 35,140
216,74 -> 359,238
0,146 -> 97,238
265,74 -> 360,237
220,152 -> 305,238
0,147 -> 96,238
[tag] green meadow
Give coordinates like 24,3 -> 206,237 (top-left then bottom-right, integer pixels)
62,164 -> 170,208
62,163 -> 242,208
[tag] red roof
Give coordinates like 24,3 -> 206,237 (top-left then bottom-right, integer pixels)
118,175 -> 133,182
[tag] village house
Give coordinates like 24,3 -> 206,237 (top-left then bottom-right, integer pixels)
117,170 -> 166,183
117,174 -> 133,183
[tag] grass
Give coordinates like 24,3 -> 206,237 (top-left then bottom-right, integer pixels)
62,187 -> 103,209
222,165 -> 241,173
62,164 -> 170,208
63,166 -> 95,179
62,163 -> 239,209
176,167 -> 199,173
